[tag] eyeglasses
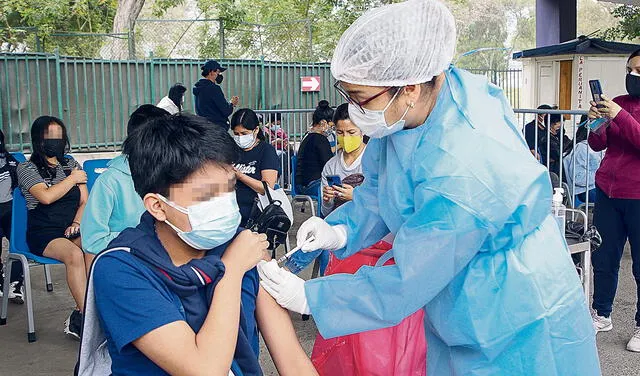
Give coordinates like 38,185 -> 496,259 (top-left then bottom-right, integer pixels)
333,81 -> 396,114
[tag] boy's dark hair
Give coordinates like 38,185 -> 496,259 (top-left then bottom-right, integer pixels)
313,100 -> 334,125
231,108 -> 266,141
123,113 -> 240,197
127,105 -> 169,135
30,115 -> 70,170
168,84 -> 187,111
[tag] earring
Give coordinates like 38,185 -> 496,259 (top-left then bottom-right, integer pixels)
409,102 -> 415,108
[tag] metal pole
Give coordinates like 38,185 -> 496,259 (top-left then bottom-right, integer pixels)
128,29 -> 136,60
219,19 -> 225,59
54,49 -> 64,119
260,56 -> 266,109
307,20 -> 313,61
149,52 -> 156,104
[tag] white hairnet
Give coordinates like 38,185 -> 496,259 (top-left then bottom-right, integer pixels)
331,0 -> 456,87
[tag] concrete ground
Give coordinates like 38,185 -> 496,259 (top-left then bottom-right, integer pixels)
0,207 -> 638,375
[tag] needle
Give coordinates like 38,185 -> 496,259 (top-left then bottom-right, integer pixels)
276,236 -> 316,265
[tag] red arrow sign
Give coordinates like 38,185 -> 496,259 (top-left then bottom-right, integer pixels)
301,76 -> 321,92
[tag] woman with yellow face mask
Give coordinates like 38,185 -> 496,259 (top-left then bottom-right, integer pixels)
283,103 -> 367,276
321,103 -> 367,217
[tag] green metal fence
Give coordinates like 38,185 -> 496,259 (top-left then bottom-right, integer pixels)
1,52 -> 522,153
0,52 -> 341,152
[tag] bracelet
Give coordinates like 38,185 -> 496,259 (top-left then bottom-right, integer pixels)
72,221 -> 80,226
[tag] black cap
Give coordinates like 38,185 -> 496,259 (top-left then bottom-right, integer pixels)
202,60 -> 227,72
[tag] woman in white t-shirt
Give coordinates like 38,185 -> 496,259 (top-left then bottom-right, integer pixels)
285,103 -> 367,275
320,103 -> 367,217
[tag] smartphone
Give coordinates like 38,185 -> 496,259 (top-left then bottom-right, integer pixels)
326,175 -> 342,187
66,231 -> 81,240
589,79 -> 605,109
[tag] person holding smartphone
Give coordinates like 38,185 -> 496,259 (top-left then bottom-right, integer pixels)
588,48 -> 640,353
285,103 -> 366,276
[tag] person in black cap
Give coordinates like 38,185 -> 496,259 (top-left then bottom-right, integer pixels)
193,60 -> 239,130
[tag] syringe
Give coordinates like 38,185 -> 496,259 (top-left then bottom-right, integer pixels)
276,236 -> 316,265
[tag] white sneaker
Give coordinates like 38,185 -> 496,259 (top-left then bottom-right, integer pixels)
592,312 -> 613,333
627,327 -> 640,352
8,282 -> 24,305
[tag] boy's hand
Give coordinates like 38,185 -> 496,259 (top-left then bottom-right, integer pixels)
223,230 -> 269,273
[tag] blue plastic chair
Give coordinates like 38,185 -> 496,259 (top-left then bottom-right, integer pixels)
0,188 -> 62,342
290,155 -> 321,217
10,152 -> 26,163
83,158 -> 111,192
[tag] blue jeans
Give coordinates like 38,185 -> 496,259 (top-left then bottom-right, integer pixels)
576,188 -> 597,205
285,249 -> 329,276
592,187 -> 640,325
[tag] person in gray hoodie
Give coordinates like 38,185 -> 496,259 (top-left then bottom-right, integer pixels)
81,105 -> 169,258
193,60 -> 239,130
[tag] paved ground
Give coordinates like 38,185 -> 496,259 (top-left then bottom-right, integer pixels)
0,208 -> 638,375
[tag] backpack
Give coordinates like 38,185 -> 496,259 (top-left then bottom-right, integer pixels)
245,182 -> 292,253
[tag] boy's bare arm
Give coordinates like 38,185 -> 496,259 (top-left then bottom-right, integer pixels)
256,286 -> 319,376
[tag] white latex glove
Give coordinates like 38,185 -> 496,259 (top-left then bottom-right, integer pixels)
296,217 -> 347,252
257,260 -> 311,315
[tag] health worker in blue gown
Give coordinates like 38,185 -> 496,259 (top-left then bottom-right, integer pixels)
257,0 -> 601,374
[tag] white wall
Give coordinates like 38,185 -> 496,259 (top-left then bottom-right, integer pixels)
572,55 -> 628,110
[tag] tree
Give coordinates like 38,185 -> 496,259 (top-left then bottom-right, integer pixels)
603,5 -> 640,41
101,0 -> 146,59
0,0 -> 116,55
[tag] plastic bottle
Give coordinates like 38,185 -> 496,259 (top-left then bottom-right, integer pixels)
552,188 -> 566,235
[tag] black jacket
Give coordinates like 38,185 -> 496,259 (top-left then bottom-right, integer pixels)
192,79 -> 233,129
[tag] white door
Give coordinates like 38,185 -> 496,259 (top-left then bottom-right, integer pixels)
536,60 -> 559,107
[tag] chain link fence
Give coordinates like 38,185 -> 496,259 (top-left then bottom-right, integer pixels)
1,27 -> 132,59
134,18 -> 313,61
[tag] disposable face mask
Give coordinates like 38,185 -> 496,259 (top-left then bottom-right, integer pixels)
234,133 -> 256,149
270,123 -> 281,131
158,192 -> 241,250
626,72 -> 640,98
337,135 -> 362,153
348,89 -> 411,138
43,139 -> 66,159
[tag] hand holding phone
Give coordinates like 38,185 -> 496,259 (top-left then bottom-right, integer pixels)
326,175 -> 342,188
589,80 -> 605,109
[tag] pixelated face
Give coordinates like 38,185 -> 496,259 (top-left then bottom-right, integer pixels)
44,123 -> 63,140
161,162 -> 236,232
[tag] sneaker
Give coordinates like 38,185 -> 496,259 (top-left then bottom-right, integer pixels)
8,282 -> 24,305
627,327 -> 640,352
64,309 -> 82,340
592,311 -> 613,333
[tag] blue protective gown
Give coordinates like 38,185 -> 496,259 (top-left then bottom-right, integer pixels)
304,67 -> 601,375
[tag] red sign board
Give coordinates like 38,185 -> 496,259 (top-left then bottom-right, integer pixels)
301,76 -> 321,92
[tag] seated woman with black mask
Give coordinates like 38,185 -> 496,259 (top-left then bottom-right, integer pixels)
17,116 -> 90,340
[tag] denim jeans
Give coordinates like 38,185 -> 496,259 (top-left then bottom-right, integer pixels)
592,187 -> 640,325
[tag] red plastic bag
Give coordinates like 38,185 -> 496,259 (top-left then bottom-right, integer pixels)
311,241 -> 427,376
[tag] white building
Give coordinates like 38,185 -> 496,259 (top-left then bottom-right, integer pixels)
514,37 -> 639,110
